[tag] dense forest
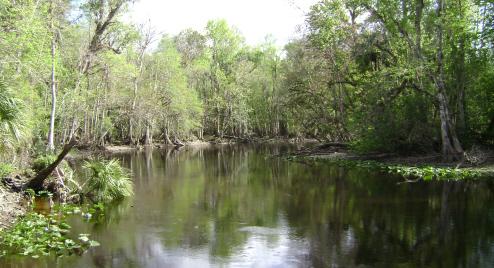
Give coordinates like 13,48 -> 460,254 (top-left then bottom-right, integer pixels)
0,0 -> 493,161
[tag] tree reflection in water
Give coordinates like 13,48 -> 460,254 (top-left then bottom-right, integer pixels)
2,144 -> 494,268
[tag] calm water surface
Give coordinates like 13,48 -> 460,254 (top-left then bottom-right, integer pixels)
2,144 -> 494,267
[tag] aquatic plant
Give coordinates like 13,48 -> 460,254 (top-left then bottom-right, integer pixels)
286,156 -> 487,181
346,159 -> 482,180
385,165 -> 482,181
0,211 -> 99,258
82,159 -> 133,203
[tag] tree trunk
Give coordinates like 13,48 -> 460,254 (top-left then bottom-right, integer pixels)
129,25 -> 154,144
435,0 -> 463,161
455,1 -> 467,135
65,1 -> 126,145
164,131 -> 172,145
25,139 -> 78,191
129,75 -> 138,144
145,123 -> 152,145
438,92 -> 460,160
47,0 -> 56,152
414,0 -> 424,56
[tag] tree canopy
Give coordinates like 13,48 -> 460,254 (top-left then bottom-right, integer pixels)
0,0 -> 492,160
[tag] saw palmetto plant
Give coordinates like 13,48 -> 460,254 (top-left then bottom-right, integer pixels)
82,159 -> 133,203
0,80 -> 24,152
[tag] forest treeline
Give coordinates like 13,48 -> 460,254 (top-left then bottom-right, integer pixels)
0,0 -> 493,160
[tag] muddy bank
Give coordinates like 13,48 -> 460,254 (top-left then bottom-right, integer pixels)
0,185 -> 27,229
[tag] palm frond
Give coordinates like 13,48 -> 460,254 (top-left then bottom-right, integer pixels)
82,159 -> 134,202
0,79 -> 24,149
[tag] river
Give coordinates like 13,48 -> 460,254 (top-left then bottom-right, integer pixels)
2,144 -> 494,267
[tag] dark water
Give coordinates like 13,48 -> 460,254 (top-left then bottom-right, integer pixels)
2,144 -> 494,267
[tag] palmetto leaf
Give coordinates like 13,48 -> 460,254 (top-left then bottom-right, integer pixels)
82,159 -> 133,202
0,79 -> 24,149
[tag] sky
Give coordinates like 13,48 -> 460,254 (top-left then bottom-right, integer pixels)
127,0 -> 319,48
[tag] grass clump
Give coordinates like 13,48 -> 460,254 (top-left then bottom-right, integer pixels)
82,159 -> 133,203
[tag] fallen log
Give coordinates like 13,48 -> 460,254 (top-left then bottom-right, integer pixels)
25,138 -> 78,192
173,138 -> 185,147
316,142 -> 349,149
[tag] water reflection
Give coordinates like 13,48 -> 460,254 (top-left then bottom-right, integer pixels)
2,144 -> 494,267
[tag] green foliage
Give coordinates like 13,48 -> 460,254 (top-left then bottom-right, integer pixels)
0,211 -> 99,258
82,159 -> 133,203
1,0 -> 492,159
0,80 -> 25,151
0,163 -> 14,177
386,165 -> 481,181
32,154 -> 57,173
467,65 -> 494,145
145,36 -> 203,137
283,0 -> 494,154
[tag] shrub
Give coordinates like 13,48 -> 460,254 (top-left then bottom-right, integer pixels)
82,159 -> 133,203
0,79 -> 25,152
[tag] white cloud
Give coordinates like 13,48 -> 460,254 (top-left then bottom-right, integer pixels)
126,0 -> 318,47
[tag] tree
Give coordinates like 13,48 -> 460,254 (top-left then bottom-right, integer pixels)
129,23 -> 156,144
47,0 -> 67,152
205,20 -> 245,137
301,0 -> 490,159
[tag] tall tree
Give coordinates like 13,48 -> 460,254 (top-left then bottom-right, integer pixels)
129,23 -> 156,144
47,0 -> 62,152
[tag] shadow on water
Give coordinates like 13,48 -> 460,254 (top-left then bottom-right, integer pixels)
2,144 -> 494,267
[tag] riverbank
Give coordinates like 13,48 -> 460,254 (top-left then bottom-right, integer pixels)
92,138 -> 319,154
1,138 -> 295,228
0,184 -> 27,229
8,138 -> 489,229
286,143 -> 494,180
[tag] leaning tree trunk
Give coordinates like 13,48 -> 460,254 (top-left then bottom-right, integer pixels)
25,139 -> 78,191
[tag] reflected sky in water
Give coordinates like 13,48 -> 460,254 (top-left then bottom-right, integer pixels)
2,144 -> 494,267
